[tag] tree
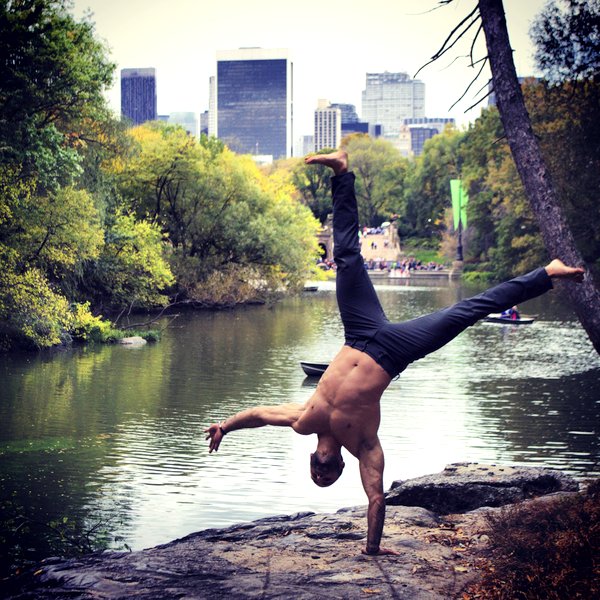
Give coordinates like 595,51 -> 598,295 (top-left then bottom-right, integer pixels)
400,127 -> 464,242
478,0 -> 600,353
341,134 -> 407,227
0,1 -> 173,347
114,123 -> 320,303
459,107 -> 505,263
459,104 -> 545,277
523,79 -> 600,269
0,0 -> 115,189
531,0 -> 600,84
424,0 -> 600,354
291,152 -> 333,224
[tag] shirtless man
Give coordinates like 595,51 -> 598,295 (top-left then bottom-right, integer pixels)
205,150 -> 585,556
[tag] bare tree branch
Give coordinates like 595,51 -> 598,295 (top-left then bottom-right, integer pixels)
414,4 -> 480,77
119,301 -> 184,330
449,56 -> 489,110
469,23 -> 484,67
462,85 -> 493,113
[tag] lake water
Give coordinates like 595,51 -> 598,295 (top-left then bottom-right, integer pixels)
1,277 -> 599,557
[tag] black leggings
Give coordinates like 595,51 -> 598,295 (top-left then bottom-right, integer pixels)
332,172 -> 553,378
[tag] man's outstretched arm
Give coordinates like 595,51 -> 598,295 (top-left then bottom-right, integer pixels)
205,403 -> 304,452
358,438 -> 399,556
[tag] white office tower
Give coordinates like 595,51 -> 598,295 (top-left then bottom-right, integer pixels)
208,76 -> 217,138
361,72 -> 425,136
314,99 -> 342,152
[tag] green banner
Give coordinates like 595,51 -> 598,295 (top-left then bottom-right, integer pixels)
450,179 -> 468,229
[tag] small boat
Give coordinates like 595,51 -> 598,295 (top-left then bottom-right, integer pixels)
303,285 -> 318,292
484,313 -> 535,325
300,361 -> 329,376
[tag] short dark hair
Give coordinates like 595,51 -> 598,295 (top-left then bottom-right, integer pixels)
310,453 -> 343,473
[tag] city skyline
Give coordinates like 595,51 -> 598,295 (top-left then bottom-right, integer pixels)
73,0 -> 547,136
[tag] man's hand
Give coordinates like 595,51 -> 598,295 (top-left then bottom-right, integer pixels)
204,423 -> 225,453
362,546 -> 400,556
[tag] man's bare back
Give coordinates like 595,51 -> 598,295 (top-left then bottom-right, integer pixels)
295,346 -> 390,457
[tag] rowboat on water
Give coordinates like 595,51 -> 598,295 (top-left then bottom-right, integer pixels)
300,361 -> 329,376
484,313 -> 535,325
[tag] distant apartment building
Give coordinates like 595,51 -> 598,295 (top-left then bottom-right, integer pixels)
330,103 -> 360,124
409,127 -> 439,156
200,110 -> 209,136
323,102 -> 382,140
294,134 -> 314,157
404,117 -> 455,133
404,117 -> 456,156
121,68 -> 157,126
361,72 -> 425,136
208,76 -> 216,137
340,121 -> 382,139
213,48 -> 293,159
167,112 -> 198,137
314,99 -> 342,151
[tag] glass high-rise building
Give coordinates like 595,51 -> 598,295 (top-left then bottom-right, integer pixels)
121,68 -> 157,126
215,48 -> 292,159
361,72 -> 425,136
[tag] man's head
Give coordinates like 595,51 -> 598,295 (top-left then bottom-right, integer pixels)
310,451 -> 345,487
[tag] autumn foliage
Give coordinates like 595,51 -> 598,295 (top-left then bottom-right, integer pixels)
466,480 -> 600,599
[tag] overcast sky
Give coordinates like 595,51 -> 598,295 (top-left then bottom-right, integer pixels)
72,0 -> 547,136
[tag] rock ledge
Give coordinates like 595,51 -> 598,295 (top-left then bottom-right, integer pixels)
3,463 -> 580,600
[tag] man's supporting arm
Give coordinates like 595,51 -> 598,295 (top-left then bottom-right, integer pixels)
358,438 -> 398,555
205,403 -> 304,452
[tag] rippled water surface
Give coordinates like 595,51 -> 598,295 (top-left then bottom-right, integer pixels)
1,277 -> 599,552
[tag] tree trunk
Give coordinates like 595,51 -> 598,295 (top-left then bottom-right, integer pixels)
478,0 -> 600,355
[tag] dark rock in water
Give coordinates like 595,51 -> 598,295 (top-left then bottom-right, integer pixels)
386,462 -> 579,513
1,464 -> 582,600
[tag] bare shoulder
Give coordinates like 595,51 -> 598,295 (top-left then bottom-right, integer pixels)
292,390 -> 331,435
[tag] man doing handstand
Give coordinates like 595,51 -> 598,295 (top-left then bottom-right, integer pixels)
205,150 -> 585,555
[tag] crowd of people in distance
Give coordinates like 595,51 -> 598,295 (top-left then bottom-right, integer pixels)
316,256 -> 447,273
390,257 -> 446,273
361,226 -> 387,236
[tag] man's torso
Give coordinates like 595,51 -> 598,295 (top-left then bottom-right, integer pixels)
294,346 -> 391,456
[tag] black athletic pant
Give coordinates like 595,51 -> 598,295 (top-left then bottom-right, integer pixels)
332,172 -> 553,378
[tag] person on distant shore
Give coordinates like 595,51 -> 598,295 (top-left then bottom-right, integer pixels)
205,150 -> 585,556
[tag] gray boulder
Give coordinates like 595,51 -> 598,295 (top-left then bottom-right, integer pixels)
385,462 -> 579,514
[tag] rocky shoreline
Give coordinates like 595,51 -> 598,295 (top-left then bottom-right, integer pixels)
2,463 -> 582,600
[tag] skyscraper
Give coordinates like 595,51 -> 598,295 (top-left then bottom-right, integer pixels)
314,99 -> 342,152
361,72 -> 425,136
215,48 -> 293,160
120,68 -> 157,126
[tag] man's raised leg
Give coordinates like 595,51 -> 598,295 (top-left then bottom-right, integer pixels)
305,151 -> 388,341
379,259 -> 585,367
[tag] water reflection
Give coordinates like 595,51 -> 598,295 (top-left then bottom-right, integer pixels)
0,279 -> 598,554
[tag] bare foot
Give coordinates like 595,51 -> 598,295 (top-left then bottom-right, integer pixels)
305,150 -> 348,175
545,259 -> 585,282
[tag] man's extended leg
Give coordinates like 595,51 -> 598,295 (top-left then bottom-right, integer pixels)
377,260 -> 584,371
306,151 -> 387,342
